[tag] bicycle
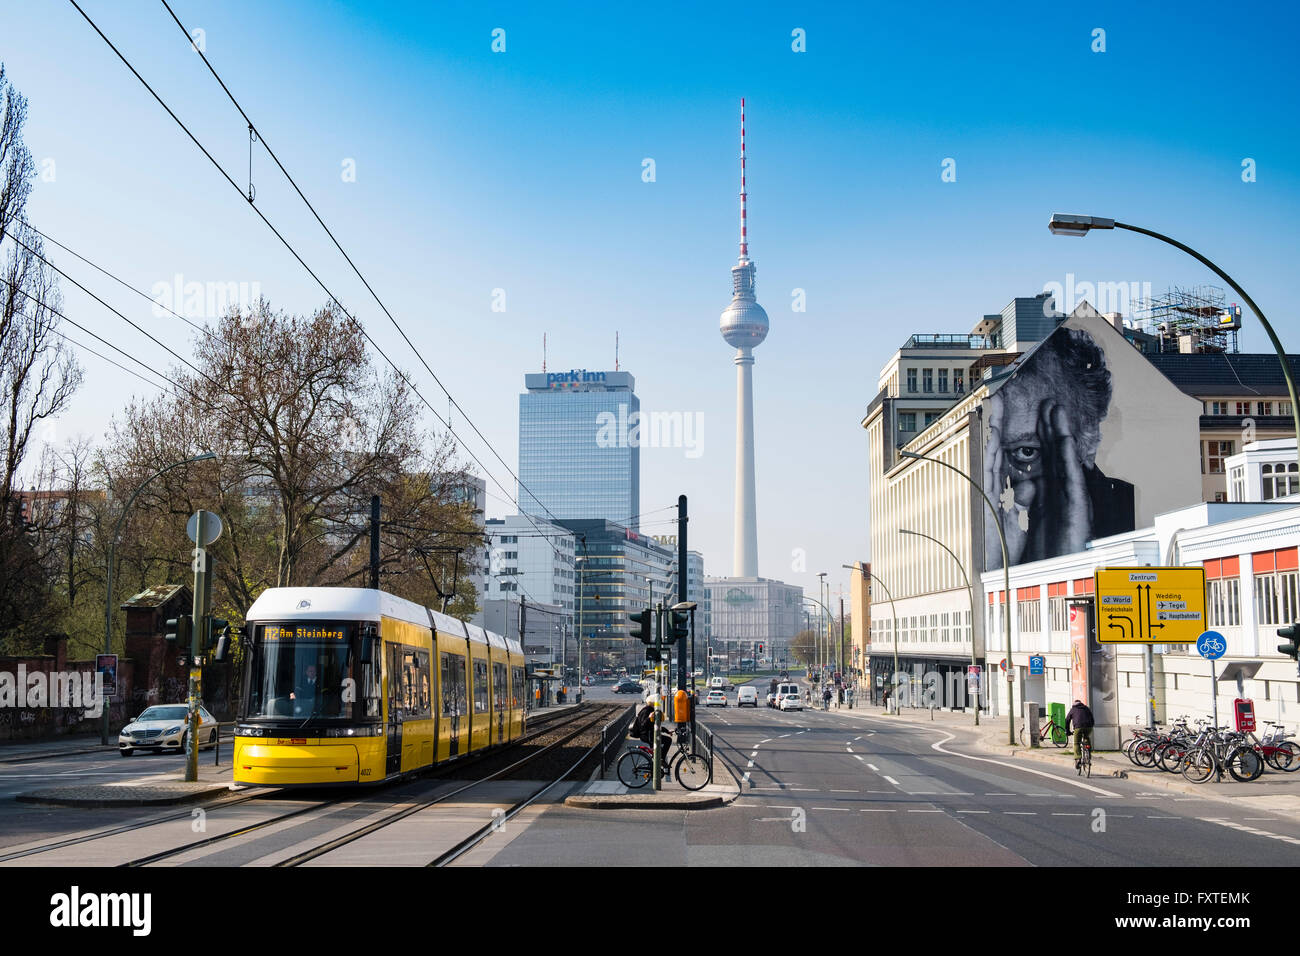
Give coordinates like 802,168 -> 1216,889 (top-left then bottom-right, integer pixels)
1076,733 -> 1092,778
1019,716 -> 1067,748
616,724 -> 711,791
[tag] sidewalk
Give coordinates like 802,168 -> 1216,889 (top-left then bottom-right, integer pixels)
0,733 -> 122,764
14,753 -> 242,808
827,700 -> 1300,814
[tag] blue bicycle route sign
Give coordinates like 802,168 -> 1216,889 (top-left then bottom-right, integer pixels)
1197,630 -> 1226,660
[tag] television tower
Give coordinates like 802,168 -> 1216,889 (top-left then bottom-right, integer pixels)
719,98 -> 768,577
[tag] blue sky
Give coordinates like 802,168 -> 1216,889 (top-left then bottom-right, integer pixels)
3,0 -> 1298,605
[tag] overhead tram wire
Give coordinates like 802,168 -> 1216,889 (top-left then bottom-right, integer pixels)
10,309 -> 172,392
17,218 -> 210,338
68,0 -> 568,565
5,231 -> 218,388
0,280 -> 187,394
155,0 -> 561,530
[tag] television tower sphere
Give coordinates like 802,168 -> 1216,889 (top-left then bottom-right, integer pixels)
719,260 -> 769,349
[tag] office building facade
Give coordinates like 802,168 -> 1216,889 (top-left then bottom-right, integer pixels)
705,576 -> 803,665
518,370 -> 639,530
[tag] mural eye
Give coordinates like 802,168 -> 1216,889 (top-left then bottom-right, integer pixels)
1010,445 -> 1040,465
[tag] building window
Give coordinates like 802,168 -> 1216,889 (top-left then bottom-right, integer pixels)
906,369 -> 917,393
1258,401 -> 1274,416
923,412 -> 940,427
954,370 -> 964,394
1207,577 -> 1240,628
1255,571 -> 1298,627
922,368 -> 933,393
1017,600 -> 1041,634
938,369 -> 949,393
1236,402 -> 1251,415
1208,401 -> 1230,415
1204,441 -> 1234,474
898,412 -> 916,432
1281,402 -> 1293,417
1262,463 -> 1300,499
1230,466 -> 1246,502
1049,597 -> 1068,632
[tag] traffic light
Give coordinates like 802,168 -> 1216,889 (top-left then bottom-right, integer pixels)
629,608 -> 652,645
205,617 -> 232,662
669,609 -> 689,641
164,615 -> 192,647
758,642 -> 764,654
1278,623 -> 1300,660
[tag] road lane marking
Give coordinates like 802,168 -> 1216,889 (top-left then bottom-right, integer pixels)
859,809 -> 895,813
1004,812 -> 1037,816
957,810 -> 989,814
812,807 -> 853,812
746,761 -> 754,768
882,776 -> 900,786
1051,813 -> 1085,817
867,764 -> 880,771
760,739 -> 772,744
1202,819 -> 1300,846
829,789 -> 858,793
852,755 -> 864,761
924,730 -> 1121,797
908,809 -> 943,813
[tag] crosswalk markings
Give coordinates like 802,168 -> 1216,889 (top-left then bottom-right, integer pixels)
883,776 -> 900,786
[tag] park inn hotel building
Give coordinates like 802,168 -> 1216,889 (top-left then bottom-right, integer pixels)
862,295 -> 1300,738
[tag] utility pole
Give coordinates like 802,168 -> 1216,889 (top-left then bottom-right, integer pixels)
185,510 -> 219,783
677,495 -> 688,691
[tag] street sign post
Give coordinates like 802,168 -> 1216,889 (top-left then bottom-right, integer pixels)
1028,655 -> 1045,676
1094,567 -> 1207,644
1197,629 -> 1227,727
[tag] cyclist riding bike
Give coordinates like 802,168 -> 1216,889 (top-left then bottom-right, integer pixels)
1065,699 -> 1094,770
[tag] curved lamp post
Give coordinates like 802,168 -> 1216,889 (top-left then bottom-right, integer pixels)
102,451 -> 216,744
843,564 -> 899,710
898,449 -> 1015,745
1048,214 -> 1298,472
900,528 -> 980,726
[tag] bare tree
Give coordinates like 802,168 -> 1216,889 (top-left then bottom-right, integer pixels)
0,65 -> 82,651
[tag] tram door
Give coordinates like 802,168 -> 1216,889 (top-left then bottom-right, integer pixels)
385,644 -> 402,777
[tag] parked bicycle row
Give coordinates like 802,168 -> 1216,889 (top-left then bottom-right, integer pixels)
1121,716 -> 1298,784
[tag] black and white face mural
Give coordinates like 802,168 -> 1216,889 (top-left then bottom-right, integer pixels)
983,327 -> 1135,571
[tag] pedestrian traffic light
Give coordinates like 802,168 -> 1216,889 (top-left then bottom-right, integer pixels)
205,617 -> 232,661
629,608 -> 652,644
164,615 -> 192,646
669,609 -> 689,641
1278,623 -> 1300,660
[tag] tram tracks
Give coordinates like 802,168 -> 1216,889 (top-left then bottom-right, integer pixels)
0,705 -> 609,866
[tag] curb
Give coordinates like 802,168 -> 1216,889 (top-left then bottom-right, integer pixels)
0,746 -> 119,764
15,783 -> 234,809
566,747 -> 742,811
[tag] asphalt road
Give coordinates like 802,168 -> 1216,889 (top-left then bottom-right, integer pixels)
472,699 -> 1300,866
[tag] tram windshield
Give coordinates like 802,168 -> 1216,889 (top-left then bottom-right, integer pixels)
244,622 -> 357,720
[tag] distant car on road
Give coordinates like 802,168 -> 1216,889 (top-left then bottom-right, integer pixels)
612,679 -> 642,694
705,690 -> 728,707
737,686 -> 758,707
778,694 -> 803,712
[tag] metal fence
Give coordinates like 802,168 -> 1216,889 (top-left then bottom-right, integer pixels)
598,704 -> 636,779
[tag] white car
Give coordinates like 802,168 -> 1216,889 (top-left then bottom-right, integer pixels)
778,694 -> 803,712
704,690 -> 728,707
737,686 -> 758,707
119,704 -> 219,756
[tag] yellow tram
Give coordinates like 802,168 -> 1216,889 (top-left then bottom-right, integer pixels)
233,587 -> 526,787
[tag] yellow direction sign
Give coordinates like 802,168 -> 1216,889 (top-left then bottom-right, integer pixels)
1094,567 -> 1206,643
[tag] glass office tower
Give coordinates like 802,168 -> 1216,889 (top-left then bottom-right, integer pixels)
518,370 -> 639,530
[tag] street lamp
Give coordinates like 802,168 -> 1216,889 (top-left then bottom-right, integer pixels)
102,450 -> 216,744
899,528 -> 980,726
1048,213 -> 1298,472
898,449 -> 1015,745
842,565 -> 900,709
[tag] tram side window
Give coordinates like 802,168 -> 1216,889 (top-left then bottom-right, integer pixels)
359,635 -> 380,718
512,666 -> 524,710
473,660 -> 489,715
493,663 -> 507,710
395,648 -> 430,718
441,653 -> 466,717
